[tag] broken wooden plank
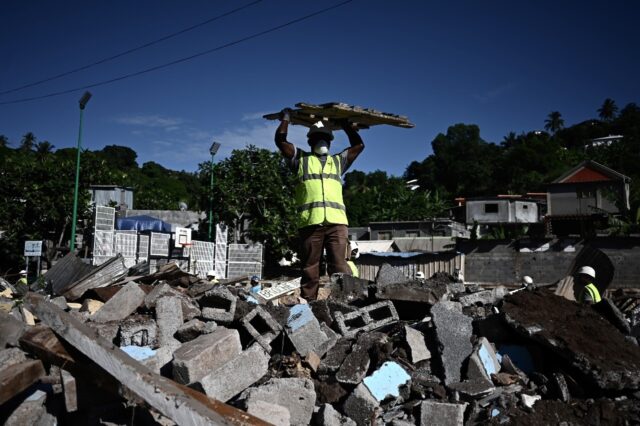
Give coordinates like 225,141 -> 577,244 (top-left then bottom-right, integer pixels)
263,101 -> 415,130
24,293 -> 268,426
0,359 -> 45,405
60,369 -> 78,413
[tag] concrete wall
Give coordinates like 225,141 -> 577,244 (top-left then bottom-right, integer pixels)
458,237 -> 640,289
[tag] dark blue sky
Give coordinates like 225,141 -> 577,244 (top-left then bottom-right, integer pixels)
2,1 -> 639,176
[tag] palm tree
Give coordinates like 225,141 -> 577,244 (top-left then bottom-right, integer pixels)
544,111 -> 564,134
597,98 -> 618,121
19,132 -> 37,151
0,135 -> 8,148
36,141 -> 55,155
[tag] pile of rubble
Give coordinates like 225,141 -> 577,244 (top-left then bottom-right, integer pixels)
1,259 -> 640,425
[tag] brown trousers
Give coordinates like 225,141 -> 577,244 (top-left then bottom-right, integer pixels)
299,224 -> 350,300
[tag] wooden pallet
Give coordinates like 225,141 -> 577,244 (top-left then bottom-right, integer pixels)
263,102 -> 414,130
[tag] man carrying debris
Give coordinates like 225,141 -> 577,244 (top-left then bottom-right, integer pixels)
275,108 -> 364,300
573,266 -> 601,304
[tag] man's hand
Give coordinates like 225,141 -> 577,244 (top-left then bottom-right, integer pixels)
280,108 -> 293,122
337,118 -> 356,131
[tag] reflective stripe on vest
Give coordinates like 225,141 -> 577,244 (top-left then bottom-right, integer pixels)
582,283 -> 602,303
347,260 -> 359,278
295,152 -> 348,228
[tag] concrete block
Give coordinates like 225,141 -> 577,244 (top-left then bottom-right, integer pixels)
319,338 -> 352,374
375,263 -> 410,286
172,327 -> 241,384
144,282 -> 201,321
50,296 -> 68,310
0,347 -> 27,368
86,321 -> 119,344
336,332 -> 387,385
80,298 -> 103,315
405,325 -> 430,363
200,343 -> 270,402
0,311 -> 26,348
342,383 -> 379,426
316,403 -> 357,426
156,296 -> 183,348
246,400 -> 290,426
240,306 -> 282,350
143,282 -> 173,308
431,301 -> 473,385
419,400 -> 467,426
362,361 -> 410,402
315,323 -> 340,357
175,318 -> 207,342
376,281 -> 448,304
458,287 -> 508,307
334,301 -> 399,338
5,389 -> 56,426
200,286 -> 236,323
91,282 -> 145,323
240,378 -> 316,426
286,304 -> 329,356
118,315 -> 157,347
61,369 -> 78,412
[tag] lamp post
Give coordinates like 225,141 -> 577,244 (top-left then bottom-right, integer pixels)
208,141 -> 221,241
70,91 -> 92,253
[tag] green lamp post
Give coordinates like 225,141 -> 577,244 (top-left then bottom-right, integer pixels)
208,141 -> 221,241
70,91 -> 92,253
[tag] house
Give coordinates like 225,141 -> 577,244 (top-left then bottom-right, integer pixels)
586,135 -> 624,149
546,160 -> 631,235
89,185 -> 134,209
465,196 -> 541,225
368,219 -> 469,240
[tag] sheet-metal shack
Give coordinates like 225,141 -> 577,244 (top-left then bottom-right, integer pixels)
356,251 -> 464,282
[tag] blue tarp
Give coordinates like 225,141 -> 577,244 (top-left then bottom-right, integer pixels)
116,215 -> 171,232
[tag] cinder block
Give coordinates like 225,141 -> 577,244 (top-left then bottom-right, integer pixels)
175,319 -> 208,342
172,327 -> 241,384
334,301 -> 399,338
86,321 -> 119,344
200,286 -> 236,323
240,378 -> 316,426
458,287 -> 508,307
405,325 -> 431,363
200,343 -> 270,402
246,400 -> 290,426
118,315 -> 157,347
337,332 -> 387,385
144,282 -> 201,321
91,282 -> 145,323
362,361 -> 411,402
240,306 -> 282,350
431,301 -> 473,385
156,296 -> 183,348
286,304 -> 329,356
342,383 -> 379,426
419,400 -> 467,426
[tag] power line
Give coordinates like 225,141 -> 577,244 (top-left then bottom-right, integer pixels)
0,0 -> 263,97
1,0 -> 355,106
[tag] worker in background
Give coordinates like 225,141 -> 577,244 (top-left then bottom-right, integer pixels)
250,275 -> 262,293
522,275 -> 534,288
573,266 -> 601,304
347,240 -> 360,278
17,270 -> 27,286
275,108 -> 365,301
206,270 -> 219,285
415,271 -> 425,280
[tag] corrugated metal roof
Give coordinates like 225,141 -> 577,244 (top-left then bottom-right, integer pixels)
45,253 -> 96,295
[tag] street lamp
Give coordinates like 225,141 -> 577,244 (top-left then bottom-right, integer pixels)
70,91 -> 92,253
208,141 -> 221,241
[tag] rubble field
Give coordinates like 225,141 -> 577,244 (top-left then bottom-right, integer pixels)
1,259 -> 639,425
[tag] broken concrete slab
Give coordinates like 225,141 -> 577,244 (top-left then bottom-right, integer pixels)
286,304 -> 330,356
336,332 -> 388,386
431,301 -> 473,385
246,400 -> 290,426
334,300 -> 399,338
330,273 -> 370,302
156,296 -> 183,348
50,296 -> 68,310
0,347 -> 27,368
199,343 -> 270,402
200,286 -> 236,323
175,319 -> 211,342
91,282 -> 146,323
458,287 -> 508,307
405,325 -> 431,363
25,293 -> 267,425
240,306 -> 283,350
376,280 -> 448,304
86,321 -> 119,344
172,327 -> 241,385
118,315 -> 157,347
419,400 -> 467,426
375,263 -> 411,287
240,378 -> 316,426
316,403 -> 357,426
0,310 -> 27,348
315,323 -> 340,358
362,361 -> 411,402
319,338 -> 353,374
342,382 -> 380,426
503,290 -> 640,391
4,389 -> 56,426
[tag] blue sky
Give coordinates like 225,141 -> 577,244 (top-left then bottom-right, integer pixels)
1,1 -> 639,176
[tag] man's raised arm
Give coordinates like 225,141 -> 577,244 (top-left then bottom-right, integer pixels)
275,108 -> 295,159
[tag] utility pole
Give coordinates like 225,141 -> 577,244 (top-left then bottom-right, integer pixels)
208,141 -> 221,241
70,91 -> 92,253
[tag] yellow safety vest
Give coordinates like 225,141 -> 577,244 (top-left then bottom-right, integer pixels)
579,283 -> 601,303
347,260 -> 359,278
295,152 -> 348,228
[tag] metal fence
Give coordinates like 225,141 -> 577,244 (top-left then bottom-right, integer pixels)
227,243 -> 263,279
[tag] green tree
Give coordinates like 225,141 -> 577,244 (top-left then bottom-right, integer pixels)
598,98 -> 618,122
100,145 -> 139,170
544,111 -> 564,134
0,135 -> 9,148
19,132 -> 36,151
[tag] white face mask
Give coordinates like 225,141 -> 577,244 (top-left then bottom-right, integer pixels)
313,140 -> 329,155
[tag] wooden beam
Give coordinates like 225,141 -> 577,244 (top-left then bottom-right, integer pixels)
0,360 -> 45,405
25,293 -> 267,426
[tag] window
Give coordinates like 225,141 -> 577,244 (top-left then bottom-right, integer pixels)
484,203 -> 499,214
378,231 -> 392,240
